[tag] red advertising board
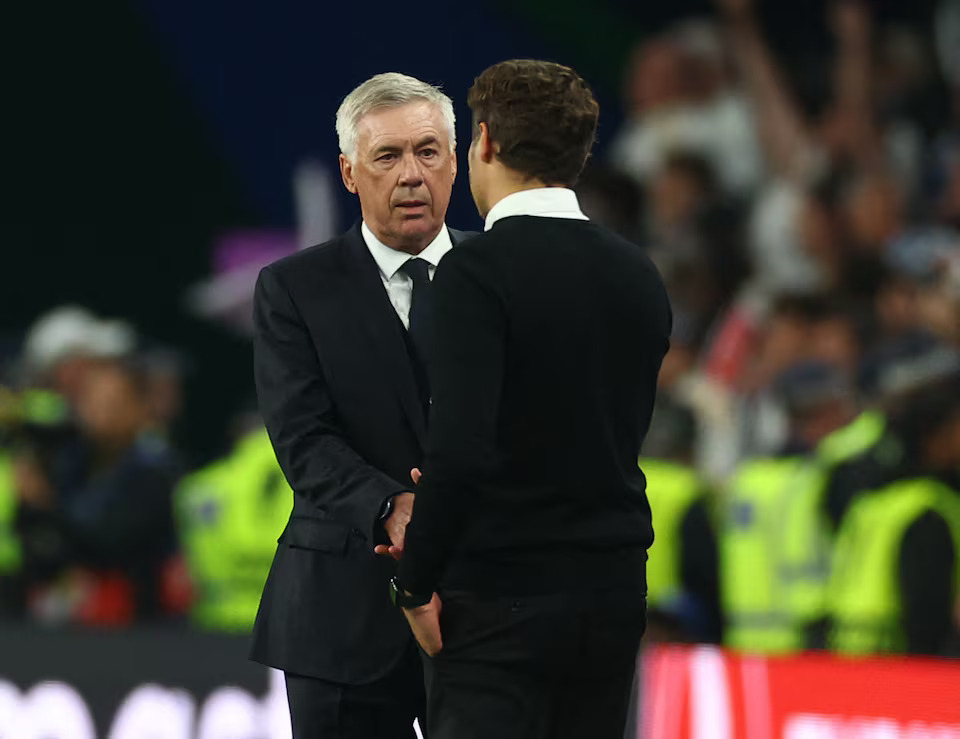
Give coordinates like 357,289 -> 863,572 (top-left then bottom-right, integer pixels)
641,645 -> 960,739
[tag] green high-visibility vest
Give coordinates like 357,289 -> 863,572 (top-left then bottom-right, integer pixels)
175,428 -> 291,631
642,458 -> 702,612
827,478 -> 960,655
0,455 -> 21,574
720,456 -> 830,653
18,389 -> 68,426
818,411 -> 885,467
719,413 -> 888,654
0,390 -> 67,577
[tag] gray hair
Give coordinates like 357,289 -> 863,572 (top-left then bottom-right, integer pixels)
335,73 -> 456,162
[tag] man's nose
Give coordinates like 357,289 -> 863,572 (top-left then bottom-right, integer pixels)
397,153 -> 424,187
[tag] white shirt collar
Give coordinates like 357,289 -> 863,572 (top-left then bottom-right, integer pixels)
361,222 -> 453,280
483,187 -> 589,231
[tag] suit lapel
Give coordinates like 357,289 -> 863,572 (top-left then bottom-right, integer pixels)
342,225 -> 427,445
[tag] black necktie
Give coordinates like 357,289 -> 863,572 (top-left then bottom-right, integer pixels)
399,257 -> 434,368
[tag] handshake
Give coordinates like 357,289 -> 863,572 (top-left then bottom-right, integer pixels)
374,467 -> 421,561
373,467 -> 444,657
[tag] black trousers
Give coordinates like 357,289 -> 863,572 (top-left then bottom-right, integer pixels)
285,641 -> 426,739
422,587 -> 646,739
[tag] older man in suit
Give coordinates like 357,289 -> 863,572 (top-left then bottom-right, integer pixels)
251,72 -> 473,739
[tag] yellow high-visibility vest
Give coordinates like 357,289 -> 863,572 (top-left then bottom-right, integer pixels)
642,458 -> 703,613
175,428 -> 291,631
720,456 -> 829,653
827,477 -> 960,655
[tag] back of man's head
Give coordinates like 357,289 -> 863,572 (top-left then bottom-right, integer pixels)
467,60 -> 599,187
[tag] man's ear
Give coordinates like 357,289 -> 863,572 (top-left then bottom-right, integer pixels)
478,122 -> 496,164
339,154 -> 358,194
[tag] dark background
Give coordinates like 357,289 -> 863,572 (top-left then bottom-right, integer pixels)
5,0 -> 938,463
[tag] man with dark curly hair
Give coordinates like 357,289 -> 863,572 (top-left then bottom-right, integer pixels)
388,60 -> 672,739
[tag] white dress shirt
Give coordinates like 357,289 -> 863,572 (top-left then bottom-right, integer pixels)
361,222 -> 453,329
483,187 -> 589,231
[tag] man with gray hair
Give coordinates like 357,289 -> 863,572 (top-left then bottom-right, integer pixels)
250,72 -> 472,738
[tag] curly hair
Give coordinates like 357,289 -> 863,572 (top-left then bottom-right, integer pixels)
467,60 -> 599,187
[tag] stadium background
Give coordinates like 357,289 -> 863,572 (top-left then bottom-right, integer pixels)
4,0 -> 959,736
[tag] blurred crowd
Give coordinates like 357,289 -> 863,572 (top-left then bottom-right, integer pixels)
0,304 -> 290,630
578,0 -> 960,657
1,0 -> 958,661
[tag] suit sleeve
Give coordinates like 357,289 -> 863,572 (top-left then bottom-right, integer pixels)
253,265 -> 406,541
398,248 -> 505,594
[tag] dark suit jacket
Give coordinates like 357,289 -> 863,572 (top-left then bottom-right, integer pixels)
250,222 -> 475,684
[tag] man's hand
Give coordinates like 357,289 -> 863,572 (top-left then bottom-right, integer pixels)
375,468 -> 421,559
375,492 -> 413,559
402,592 -> 443,657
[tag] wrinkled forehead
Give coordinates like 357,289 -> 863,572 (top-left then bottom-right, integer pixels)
355,101 -> 450,152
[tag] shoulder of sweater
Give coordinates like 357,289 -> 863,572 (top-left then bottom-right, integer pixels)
451,221 -> 661,275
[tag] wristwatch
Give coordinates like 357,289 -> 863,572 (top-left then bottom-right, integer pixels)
389,576 -> 432,609
379,496 -> 395,521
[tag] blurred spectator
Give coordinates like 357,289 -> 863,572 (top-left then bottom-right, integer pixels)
1,305 -> 136,617
11,357 -> 182,625
574,162 -> 644,241
20,305 -> 135,408
175,427 -> 290,632
689,293 -> 862,480
641,151 -> 751,374
827,371 -> 960,656
743,294 -> 861,395
716,0 -> 924,308
823,333 -> 960,529
609,22 -> 763,196
140,346 -> 190,443
719,360 -> 857,654
647,151 -> 719,247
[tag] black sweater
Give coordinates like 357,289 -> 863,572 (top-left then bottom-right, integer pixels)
398,216 -> 672,596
